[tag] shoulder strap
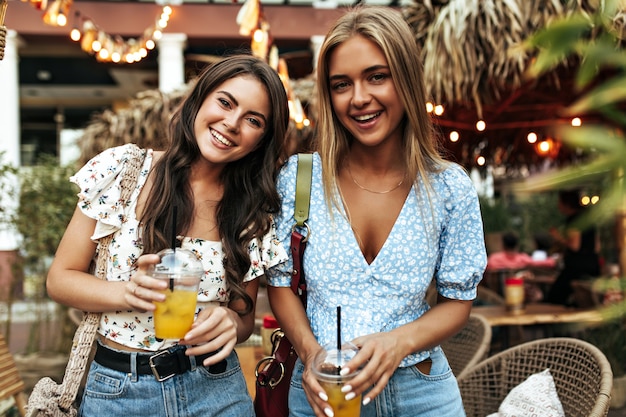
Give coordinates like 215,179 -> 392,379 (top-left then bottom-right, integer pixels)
294,153 -> 313,227
56,145 -> 146,410
290,153 -> 312,303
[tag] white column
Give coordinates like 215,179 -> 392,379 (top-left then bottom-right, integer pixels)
310,35 -> 325,73
157,32 -> 187,94
0,29 -> 22,250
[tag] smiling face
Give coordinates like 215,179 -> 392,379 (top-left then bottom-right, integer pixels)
327,34 -> 405,149
193,74 -> 271,166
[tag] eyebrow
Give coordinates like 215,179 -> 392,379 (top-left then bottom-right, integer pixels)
217,90 -> 268,123
329,64 -> 390,81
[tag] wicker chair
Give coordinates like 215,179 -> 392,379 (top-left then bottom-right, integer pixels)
442,314 -> 492,379
457,337 -> 613,417
0,334 -> 27,416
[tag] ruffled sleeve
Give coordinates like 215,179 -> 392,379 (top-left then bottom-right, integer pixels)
70,144 -> 148,241
243,216 -> 288,282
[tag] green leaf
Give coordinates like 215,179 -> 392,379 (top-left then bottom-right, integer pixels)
566,75 -> 626,115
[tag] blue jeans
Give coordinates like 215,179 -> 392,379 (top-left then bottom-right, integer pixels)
288,348 -> 465,417
78,348 -> 253,417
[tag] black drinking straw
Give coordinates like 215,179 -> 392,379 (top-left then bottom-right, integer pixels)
171,205 -> 178,251
336,306 -> 342,374
169,205 -> 177,291
336,306 -> 342,351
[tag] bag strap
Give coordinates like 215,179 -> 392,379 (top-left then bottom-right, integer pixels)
57,145 -> 146,410
290,153 -> 312,304
294,153 -> 313,227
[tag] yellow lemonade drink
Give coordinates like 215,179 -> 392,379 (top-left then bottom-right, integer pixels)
151,248 -> 203,340
318,378 -> 362,417
154,287 -> 198,339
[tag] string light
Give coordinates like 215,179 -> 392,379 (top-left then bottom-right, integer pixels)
22,0 -> 173,64
571,117 -> 582,127
476,120 -> 486,131
237,0 -> 309,130
449,131 -> 459,142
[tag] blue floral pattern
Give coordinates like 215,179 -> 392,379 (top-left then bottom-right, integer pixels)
71,144 -> 287,350
266,153 -> 487,367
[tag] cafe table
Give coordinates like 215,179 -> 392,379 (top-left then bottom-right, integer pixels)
471,303 -> 603,327
471,303 -> 604,349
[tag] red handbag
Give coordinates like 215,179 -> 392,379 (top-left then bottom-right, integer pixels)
254,153 -> 312,417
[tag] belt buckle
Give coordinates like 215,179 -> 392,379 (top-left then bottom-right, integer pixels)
149,350 -> 176,382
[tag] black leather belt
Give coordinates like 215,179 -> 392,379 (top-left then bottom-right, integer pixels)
94,343 -> 227,381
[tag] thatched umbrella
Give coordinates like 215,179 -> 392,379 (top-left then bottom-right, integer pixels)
76,87 -> 189,165
404,0 -> 625,117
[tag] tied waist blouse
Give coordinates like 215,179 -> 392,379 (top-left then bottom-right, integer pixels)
71,144 -> 288,351
266,153 -> 487,367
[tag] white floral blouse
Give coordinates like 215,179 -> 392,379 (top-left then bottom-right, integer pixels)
70,144 -> 287,350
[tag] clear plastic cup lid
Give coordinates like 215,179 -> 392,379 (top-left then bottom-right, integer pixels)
155,248 -> 203,274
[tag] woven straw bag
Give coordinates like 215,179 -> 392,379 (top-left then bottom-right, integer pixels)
25,145 -> 146,417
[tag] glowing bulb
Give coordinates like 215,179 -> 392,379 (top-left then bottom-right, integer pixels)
98,49 -> 109,60
253,29 -> 265,43
163,6 -> 172,15
303,119 -> 311,127
434,104 -> 444,116
449,131 -> 459,142
537,140 -> 551,154
153,30 -> 162,40
426,102 -> 434,113
571,117 -> 582,127
527,132 -> 538,143
56,12 -> 67,26
70,28 -> 81,41
111,52 -> 121,63
581,195 -> 590,206
145,39 -> 155,50
476,156 -> 486,166
91,40 -> 101,52
476,120 -> 486,131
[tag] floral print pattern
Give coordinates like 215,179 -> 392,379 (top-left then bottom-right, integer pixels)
266,153 -> 487,367
71,144 -> 287,350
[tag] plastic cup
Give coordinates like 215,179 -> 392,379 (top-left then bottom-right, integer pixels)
312,343 -> 362,417
152,248 -> 203,339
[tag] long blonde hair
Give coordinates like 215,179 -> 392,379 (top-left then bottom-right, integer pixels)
315,6 -> 448,210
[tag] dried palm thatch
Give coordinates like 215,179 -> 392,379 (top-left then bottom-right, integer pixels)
0,25 -> 6,60
77,87 -> 190,165
403,0 -> 625,117
77,75 -> 314,165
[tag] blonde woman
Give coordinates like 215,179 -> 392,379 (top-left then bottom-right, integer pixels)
267,7 -> 486,417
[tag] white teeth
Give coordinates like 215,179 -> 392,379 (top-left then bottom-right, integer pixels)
354,112 -> 381,122
212,130 -> 234,147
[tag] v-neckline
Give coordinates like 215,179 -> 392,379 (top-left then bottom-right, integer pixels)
337,186 -> 413,266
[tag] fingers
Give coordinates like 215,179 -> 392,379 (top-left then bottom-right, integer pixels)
302,367 -> 334,417
184,307 -> 238,363
125,254 -> 167,311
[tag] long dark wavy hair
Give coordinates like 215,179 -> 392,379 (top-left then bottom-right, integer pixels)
141,55 -> 289,315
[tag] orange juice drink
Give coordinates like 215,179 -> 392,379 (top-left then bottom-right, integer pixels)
313,343 -> 362,417
151,248 -> 203,339
154,286 -> 198,339
318,374 -> 362,417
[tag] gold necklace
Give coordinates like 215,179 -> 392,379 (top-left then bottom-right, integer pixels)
347,162 -> 407,194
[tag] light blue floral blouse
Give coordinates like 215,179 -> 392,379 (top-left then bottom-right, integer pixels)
71,144 -> 288,350
266,153 -> 487,367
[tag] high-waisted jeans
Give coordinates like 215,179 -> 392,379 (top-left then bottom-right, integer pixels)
288,348 -> 465,417
78,348 -> 253,417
